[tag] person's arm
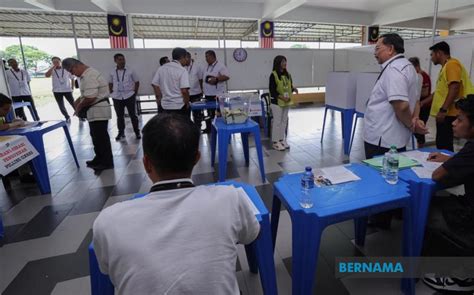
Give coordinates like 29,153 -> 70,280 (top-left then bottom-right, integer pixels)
131,71 -> 140,95
153,85 -> 162,101
437,82 -> 461,123
216,66 -> 230,83
235,189 -> 261,245
134,81 -> 140,95
432,165 -> 449,182
108,83 -> 113,94
431,144 -> 474,186
421,85 -> 430,99
92,212 -> 111,275
45,65 -> 56,78
180,70 -> 191,107
420,93 -> 433,108
181,88 -> 190,106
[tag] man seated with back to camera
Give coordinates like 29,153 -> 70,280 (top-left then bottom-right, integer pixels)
422,94 -> 474,293
93,113 -> 260,294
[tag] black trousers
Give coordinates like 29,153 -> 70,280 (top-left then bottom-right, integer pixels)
89,120 -> 113,166
190,93 -> 204,128
158,104 -> 191,118
414,106 -> 430,145
11,95 -> 40,121
113,95 -> 139,135
436,116 -> 456,152
204,95 -> 217,131
53,92 -> 75,120
364,141 -> 407,228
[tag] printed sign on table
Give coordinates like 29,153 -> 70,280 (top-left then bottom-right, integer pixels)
0,135 -> 39,175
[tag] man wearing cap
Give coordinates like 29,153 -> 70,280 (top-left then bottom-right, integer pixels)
429,41 -> 474,151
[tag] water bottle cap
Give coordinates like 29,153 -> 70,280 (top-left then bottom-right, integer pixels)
305,166 -> 312,171
390,145 -> 397,149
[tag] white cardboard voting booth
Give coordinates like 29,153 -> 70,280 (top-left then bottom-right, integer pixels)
325,72 -> 358,109
355,72 -> 379,114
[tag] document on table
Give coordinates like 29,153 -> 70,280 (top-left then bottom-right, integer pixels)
403,151 -> 443,179
236,187 -> 260,215
318,165 -> 361,185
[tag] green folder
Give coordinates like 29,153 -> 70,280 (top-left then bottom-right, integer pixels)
363,155 -> 420,170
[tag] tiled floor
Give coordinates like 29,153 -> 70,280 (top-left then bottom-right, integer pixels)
0,101 -> 443,294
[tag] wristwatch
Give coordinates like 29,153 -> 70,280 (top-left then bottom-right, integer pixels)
439,107 -> 448,113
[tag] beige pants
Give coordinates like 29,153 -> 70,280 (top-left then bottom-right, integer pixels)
270,104 -> 289,142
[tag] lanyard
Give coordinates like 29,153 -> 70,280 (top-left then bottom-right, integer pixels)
116,68 -> 126,82
10,69 -> 23,81
376,55 -> 404,81
149,181 -> 195,192
187,62 -> 193,73
54,68 -> 64,79
207,61 -> 217,73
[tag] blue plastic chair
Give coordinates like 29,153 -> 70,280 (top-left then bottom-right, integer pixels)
320,104 -> 355,155
6,102 -> 39,122
0,215 -> 4,240
211,117 -> 265,182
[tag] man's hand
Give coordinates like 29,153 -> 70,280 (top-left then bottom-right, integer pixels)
412,117 -> 428,135
436,111 -> 447,123
427,152 -> 450,163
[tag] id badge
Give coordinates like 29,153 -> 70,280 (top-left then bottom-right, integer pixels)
18,81 -> 25,88
59,78 -> 65,84
118,83 -> 124,92
284,92 -> 289,98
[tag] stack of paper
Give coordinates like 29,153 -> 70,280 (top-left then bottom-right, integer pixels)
402,150 -> 444,179
318,165 -> 361,185
362,155 -> 419,169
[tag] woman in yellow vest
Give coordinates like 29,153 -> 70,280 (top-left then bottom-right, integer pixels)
268,55 -> 298,151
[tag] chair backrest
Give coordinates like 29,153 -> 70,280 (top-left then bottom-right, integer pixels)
260,93 -> 270,109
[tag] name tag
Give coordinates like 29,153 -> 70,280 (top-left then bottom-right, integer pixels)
118,82 -> 124,92
59,78 -> 65,84
18,81 -> 25,88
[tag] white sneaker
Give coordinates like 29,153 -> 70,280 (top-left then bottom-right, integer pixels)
423,274 -> 474,293
281,140 -> 290,149
272,141 -> 285,151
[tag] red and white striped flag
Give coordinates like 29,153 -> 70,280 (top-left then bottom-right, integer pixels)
107,15 -> 128,49
260,21 -> 274,48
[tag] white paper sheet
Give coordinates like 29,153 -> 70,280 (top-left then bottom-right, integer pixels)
319,165 -> 361,185
236,187 -> 260,215
411,166 -> 434,179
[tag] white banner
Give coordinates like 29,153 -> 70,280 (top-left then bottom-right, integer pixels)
0,135 -> 39,175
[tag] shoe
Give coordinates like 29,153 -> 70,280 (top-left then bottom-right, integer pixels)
89,163 -> 114,171
86,159 -> 98,167
281,140 -> 290,149
272,141 -> 285,151
135,132 -> 142,140
115,133 -> 125,141
423,274 -> 474,293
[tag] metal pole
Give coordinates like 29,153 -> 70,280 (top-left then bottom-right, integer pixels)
71,14 -> 80,60
223,20 -> 227,66
127,14 -> 134,48
87,22 -> 94,49
428,0 -> 439,77
332,25 -> 336,71
142,37 -> 145,48
18,36 -> 27,71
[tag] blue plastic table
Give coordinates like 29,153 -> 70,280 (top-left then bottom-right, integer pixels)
271,163 -> 414,295
6,102 -> 39,122
211,117 -> 265,182
0,121 -> 79,194
190,101 -> 218,111
320,105 -> 355,155
89,181 -> 278,295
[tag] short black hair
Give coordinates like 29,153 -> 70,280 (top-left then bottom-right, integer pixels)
408,57 -> 420,67
51,56 -> 61,61
429,41 -> 450,56
159,56 -> 169,66
114,53 -> 124,60
456,95 -> 474,126
142,114 -> 200,174
379,33 -> 405,54
172,47 -> 187,61
185,52 -> 191,58
205,50 -> 216,58
0,93 -> 12,107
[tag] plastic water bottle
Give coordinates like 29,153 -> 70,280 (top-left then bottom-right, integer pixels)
300,167 -> 314,208
386,146 -> 399,184
381,152 -> 390,178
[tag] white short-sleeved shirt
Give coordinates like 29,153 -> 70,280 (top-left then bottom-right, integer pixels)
363,54 -> 419,149
93,182 -> 260,295
202,61 -> 230,96
6,68 -> 31,96
108,67 -> 139,100
51,67 -> 73,93
79,67 -> 111,122
151,61 -> 190,110
186,61 -> 204,96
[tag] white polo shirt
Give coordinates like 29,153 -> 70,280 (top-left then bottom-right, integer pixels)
108,67 -> 139,100
93,183 -> 260,295
80,67 -> 111,122
202,61 -> 230,96
185,61 -> 204,96
51,67 -> 73,93
6,68 -> 31,96
363,54 -> 419,149
151,60 -> 190,110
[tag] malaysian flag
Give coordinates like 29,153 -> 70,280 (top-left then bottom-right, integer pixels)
107,14 -> 128,48
260,21 -> 274,48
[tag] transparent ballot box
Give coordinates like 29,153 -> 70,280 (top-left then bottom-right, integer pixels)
218,94 -> 251,124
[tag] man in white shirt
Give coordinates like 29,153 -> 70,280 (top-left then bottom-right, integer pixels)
152,48 -> 190,117
62,58 -> 113,171
108,53 -> 141,141
202,50 -> 230,133
185,51 -> 204,128
45,56 -> 75,122
6,58 -> 40,120
93,113 -> 260,295
364,33 -> 427,228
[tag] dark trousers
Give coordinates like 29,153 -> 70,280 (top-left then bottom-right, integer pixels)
113,95 -> 139,135
89,120 -> 113,166
436,116 -> 456,152
53,92 -> 75,120
364,141 -> 407,229
204,95 -> 217,132
158,104 -> 191,118
11,95 -> 40,121
190,93 -> 204,129
414,106 -> 430,145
